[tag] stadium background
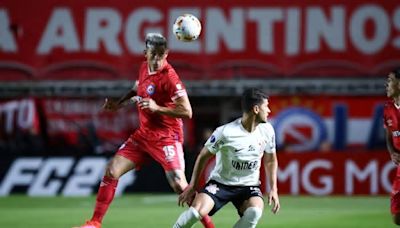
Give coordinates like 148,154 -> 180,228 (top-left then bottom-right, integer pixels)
0,0 -> 398,227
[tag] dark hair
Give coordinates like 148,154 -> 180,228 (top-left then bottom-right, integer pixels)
241,88 -> 268,112
145,33 -> 167,50
392,67 -> 400,79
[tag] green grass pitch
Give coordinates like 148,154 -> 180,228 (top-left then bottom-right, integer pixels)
0,195 -> 394,228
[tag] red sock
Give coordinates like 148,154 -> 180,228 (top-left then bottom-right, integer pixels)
200,215 -> 215,228
91,176 -> 118,223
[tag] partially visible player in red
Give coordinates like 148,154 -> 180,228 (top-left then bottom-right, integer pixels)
384,67 -> 400,226
74,33 -> 214,228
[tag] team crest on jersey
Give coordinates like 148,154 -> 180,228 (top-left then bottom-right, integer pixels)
146,84 -> 156,95
387,119 -> 393,127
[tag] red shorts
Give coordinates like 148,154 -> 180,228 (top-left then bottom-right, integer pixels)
391,167 -> 400,215
116,134 -> 185,172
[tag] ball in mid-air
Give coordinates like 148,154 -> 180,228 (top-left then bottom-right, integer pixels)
173,14 -> 202,42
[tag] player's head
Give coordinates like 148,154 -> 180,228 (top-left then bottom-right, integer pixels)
144,33 -> 168,71
241,88 -> 270,123
386,67 -> 400,98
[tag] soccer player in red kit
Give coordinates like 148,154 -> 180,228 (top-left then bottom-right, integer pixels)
74,33 -> 214,228
384,67 -> 400,225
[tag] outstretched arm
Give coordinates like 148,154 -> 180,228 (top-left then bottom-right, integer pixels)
178,147 -> 214,206
385,128 -> 400,165
264,153 -> 280,214
103,80 -> 138,111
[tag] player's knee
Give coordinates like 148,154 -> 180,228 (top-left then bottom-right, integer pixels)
166,172 -> 187,193
243,207 -> 263,225
105,164 -> 121,179
170,181 -> 185,193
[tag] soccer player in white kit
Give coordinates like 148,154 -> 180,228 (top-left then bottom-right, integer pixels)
173,88 -> 280,228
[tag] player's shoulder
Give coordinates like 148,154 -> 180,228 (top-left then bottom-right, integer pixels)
258,122 -> 275,135
217,118 -> 241,135
384,101 -> 397,115
384,100 -> 394,110
163,63 -> 178,76
139,62 -> 147,71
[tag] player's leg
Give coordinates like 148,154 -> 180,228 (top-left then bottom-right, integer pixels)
391,190 -> 400,225
232,186 -> 264,228
91,155 -> 135,223
150,141 -> 214,227
173,192 -> 215,228
166,169 -> 214,228
174,180 -> 235,228
74,137 -> 143,228
393,213 -> 400,225
391,174 -> 400,225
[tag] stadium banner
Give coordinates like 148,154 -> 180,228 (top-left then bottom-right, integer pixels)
0,97 -> 197,154
0,96 -> 387,154
268,96 -> 386,152
0,152 -> 394,196
0,97 -> 138,155
201,151 -> 395,196
42,98 -> 138,154
0,98 -> 41,136
1,0 -> 399,80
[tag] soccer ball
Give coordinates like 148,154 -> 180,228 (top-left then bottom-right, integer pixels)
172,14 -> 202,42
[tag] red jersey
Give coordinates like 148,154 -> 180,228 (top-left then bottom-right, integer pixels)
384,101 -> 400,151
134,61 -> 187,143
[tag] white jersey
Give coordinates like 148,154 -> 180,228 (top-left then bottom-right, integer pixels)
204,118 -> 276,186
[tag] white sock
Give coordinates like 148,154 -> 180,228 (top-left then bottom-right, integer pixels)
233,207 -> 263,228
173,207 -> 201,228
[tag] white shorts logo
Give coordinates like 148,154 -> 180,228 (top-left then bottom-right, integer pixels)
205,183 -> 220,195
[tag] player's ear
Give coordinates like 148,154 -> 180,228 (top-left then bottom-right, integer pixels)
253,105 -> 259,114
164,49 -> 169,58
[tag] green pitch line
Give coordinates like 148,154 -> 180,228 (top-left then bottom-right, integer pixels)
0,195 -> 394,228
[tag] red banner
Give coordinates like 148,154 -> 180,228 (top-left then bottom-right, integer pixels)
275,151 -> 395,195
200,151 -> 395,195
1,0 -> 399,80
42,98 -> 138,153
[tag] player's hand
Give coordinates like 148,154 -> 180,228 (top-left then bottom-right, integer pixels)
139,98 -> 159,112
390,152 -> 400,165
268,190 -> 280,214
102,98 -> 121,112
178,185 -> 196,207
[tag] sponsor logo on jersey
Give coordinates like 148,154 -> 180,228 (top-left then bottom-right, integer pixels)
146,84 -> 156,95
231,160 -> 258,170
393,131 -> 400,137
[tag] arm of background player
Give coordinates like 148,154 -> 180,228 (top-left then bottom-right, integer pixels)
178,147 -> 214,206
385,128 -> 400,165
103,80 -> 138,111
264,153 -> 280,214
190,147 -> 214,190
142,94 -> 192,118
